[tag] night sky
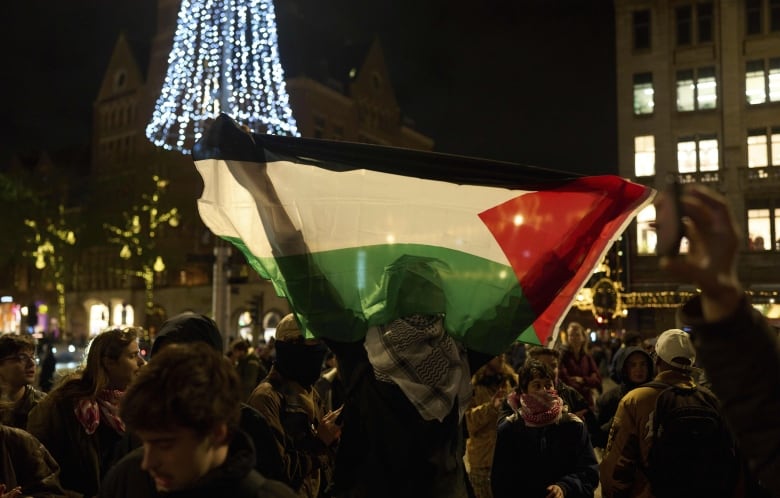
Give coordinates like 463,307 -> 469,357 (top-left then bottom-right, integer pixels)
5,0 -> 616,175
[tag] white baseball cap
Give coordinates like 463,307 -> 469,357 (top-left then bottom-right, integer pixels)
655,328 -> 696,370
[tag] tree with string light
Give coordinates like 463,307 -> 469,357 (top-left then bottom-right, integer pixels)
24,205 -> 77,338
104,175 -> 180,325
146,0 -> 299,154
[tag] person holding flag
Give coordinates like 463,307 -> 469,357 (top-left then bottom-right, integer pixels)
191,115 -> 653,498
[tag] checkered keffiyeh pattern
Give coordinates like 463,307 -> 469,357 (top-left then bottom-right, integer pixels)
364,314 -> 472,422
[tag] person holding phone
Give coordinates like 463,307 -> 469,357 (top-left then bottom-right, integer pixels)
657,184 -> 780,496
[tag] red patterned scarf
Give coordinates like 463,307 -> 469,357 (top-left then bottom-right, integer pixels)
74,389 -> 126,435
518,389 -> 563,427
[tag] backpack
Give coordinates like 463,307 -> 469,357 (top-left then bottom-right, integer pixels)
644,381 -> 739,498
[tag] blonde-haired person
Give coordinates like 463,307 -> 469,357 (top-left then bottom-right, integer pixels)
27,327 -> 146,497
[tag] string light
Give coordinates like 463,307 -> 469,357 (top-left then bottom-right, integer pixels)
24,205 -> 77,337
146,0 -> 299,153
104,175 -> 180,314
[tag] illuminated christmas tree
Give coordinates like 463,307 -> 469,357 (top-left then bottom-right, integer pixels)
147,0 -> 299,153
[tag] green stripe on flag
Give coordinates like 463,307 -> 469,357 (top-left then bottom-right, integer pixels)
225,236 -> 540,352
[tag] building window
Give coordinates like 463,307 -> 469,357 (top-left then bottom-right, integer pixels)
747,0 -> 780,33
633,10 -> 651,50
636,205 -> 656,255
677,136 -> 719,173
747,128 -> 780,167
636,204 -> 690,256
677,3 -> 713,45
747,202 -> 780,251
698,3 -> 714,42
633,73 -> 654,115
676,6 -> 693,45
676,67 -> 717,111
747,0 -> 763,33
773,0 -> 780,30
634,135 -> 655,177
746,58 -> 780,104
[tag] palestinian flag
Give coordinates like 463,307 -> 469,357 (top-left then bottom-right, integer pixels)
192,115 -> 652,354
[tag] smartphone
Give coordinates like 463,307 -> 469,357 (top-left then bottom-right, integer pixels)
654,175 -> 684,257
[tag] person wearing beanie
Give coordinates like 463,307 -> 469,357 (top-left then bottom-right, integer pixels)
246,313 -> 340,498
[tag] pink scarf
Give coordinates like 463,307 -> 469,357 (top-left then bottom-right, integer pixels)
512,389 -> 563,427
74,389 -> 126,435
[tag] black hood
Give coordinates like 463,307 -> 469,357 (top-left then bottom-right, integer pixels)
617,346 -> 654,387
151,313 -> 223,357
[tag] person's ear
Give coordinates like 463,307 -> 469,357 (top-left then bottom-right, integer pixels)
209,423 -> 229,446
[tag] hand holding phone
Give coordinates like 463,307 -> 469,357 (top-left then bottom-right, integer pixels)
654,175 -> 685,257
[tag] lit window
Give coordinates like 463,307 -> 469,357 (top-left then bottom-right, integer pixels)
747,199 -> 780,251
89,303 -> 110,337
633,73 -> 654,115
748,128 -> 780,167
677,140 -> 698,173
636,205 -> 657,255
699,138 -> 719,171
747,60 -> 767,104
748,130 -> 769,167
773,129 -> 780,164
697,67 -> 717,109
677,67 -> 717,111
677,70 -> 695,111
746,59 -> 780,104
677,136 -> 719,173
634,135 -> 655,177
770,59 -> 780,101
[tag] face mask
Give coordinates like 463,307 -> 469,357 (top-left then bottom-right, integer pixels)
274,341 -> 327,387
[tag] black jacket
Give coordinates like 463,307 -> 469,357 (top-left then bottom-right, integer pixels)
321,339 -> 485,498
491,414 -> 598,498
99,429 -> 296,498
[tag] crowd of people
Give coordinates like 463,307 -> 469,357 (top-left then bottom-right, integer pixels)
0,184 -> 777,498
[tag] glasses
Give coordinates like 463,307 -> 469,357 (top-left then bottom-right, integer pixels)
0,353 -> 38,364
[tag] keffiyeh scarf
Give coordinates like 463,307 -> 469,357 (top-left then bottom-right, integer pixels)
74,389 -> 126,435
364,314 -> 472,422
507,388 -> 563,427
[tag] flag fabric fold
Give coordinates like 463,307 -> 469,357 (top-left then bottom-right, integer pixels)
192,114 -> 653,354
